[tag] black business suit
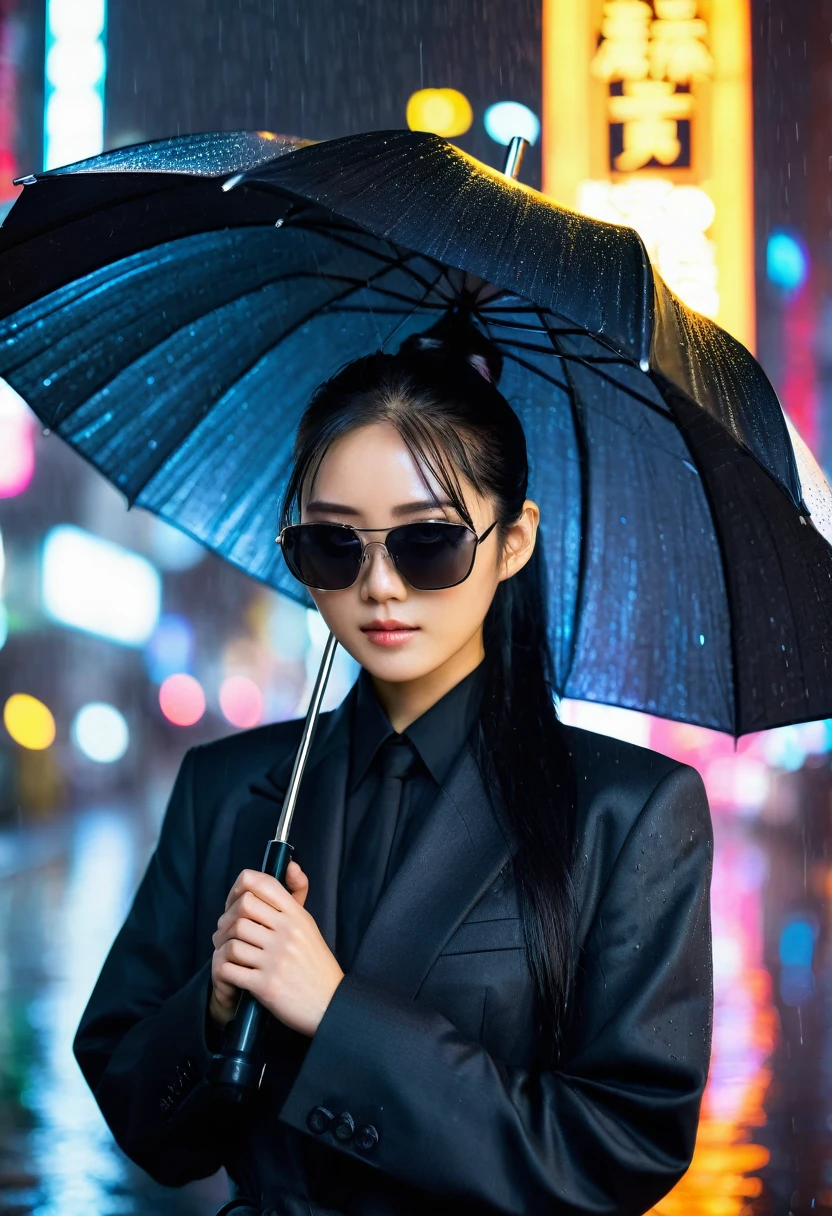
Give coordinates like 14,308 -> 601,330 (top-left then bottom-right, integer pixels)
73,673 -> 714,1216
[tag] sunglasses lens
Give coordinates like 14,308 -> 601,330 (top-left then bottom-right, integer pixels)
389,523 -> 476,590
281,524 -> 362,590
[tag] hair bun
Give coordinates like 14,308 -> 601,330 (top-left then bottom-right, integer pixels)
398,309 -> 504,386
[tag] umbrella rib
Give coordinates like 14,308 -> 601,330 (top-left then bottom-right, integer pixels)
285,217 -> 448,298
123,262 -> 418,508
483,302 -> 647,367
1,220 -> 440,357
506,342 -> 670,418
543,322 -> 592,697
496,336 -> 635,365
377,264 -> 450,351
3,262 -> 450,428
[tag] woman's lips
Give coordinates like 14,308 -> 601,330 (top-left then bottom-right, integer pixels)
361,625 -> 419,647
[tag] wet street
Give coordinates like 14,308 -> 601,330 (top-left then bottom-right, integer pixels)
0,753 -> 830,1216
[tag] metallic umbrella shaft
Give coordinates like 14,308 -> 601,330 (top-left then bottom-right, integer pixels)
207,628 -> 339,1103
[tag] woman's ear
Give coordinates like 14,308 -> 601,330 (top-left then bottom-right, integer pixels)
497,499 -> 540,582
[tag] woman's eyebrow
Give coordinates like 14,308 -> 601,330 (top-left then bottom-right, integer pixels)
305,498 -> 455,517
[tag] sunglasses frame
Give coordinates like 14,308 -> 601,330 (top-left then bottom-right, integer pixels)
275,517 -> 499,591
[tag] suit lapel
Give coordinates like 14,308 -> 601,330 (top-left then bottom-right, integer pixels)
351,729 -> 514,998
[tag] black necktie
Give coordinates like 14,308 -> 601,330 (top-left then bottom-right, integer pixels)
338,735 -> 419,970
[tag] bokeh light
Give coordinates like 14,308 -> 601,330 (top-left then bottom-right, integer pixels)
158,673 -> 206,727
3,693 -> 56,750
483,100 -> 540,146
766,229 -> 808,292
144,613 -> 194,683
71,702 -> 129,763
219,675 -> 264,729
0,379 -> 35,498
406,87 -> 473,137
146,518 -> 206,571
42,524 -> 161,647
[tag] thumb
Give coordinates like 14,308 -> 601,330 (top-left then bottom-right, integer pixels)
284,858 -> 309,907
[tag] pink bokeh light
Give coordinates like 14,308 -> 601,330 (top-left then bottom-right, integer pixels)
219,675 -> 264,729
159,673 -> 206,727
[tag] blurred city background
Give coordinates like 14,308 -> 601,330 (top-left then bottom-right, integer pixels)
0,0 -> 831,1213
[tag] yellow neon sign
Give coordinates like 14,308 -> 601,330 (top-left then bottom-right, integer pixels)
543,0 -> 755,351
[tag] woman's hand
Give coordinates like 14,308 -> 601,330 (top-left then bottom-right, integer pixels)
209,859 -> 345,1038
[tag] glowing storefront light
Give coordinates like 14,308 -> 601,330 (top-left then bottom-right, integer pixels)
44,0 -> 107,171
42,525 -> 160,646
483,101 -> 540,147
71,702 -> 129,763
3,692 -> 56,749
543,0 -> 755,349
159,673 -> 206,727
219,675 -> 264,729
405,88 -> 473,138
0,379 -> 35,498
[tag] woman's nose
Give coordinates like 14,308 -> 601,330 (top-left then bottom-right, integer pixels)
358,541 -> 407,601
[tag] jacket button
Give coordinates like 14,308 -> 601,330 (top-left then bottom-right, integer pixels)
355,1124 -> 379,1152
307,1105 -> 334,1134
333,1111 -> 355,1141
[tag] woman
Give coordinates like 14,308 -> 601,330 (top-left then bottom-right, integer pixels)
73,312 -> 714,1216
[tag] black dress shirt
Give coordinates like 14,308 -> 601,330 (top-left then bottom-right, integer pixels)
335,660 -> 487,967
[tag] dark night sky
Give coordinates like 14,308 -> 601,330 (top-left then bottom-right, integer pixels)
104,0 -> 544,189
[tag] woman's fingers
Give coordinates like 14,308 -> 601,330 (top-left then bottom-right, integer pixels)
285,859 -> 309,907
219,936 -> 263,969
217,888 -> 281,935
225,868 -> 300,915
213,915 -> 271,951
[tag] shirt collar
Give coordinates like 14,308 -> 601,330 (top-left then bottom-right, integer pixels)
348,660 -> 487,793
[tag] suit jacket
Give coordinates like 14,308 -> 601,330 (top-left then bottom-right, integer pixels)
73,679 -> 714,1216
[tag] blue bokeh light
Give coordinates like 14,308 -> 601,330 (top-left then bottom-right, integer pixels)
484,101 -> 540,147
766,230 -> 808,291
779,919 -> 815,968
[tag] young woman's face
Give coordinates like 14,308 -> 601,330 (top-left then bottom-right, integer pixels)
299,419 -> 523,684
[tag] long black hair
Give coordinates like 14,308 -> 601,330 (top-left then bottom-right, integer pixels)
280,309 -> 579,1063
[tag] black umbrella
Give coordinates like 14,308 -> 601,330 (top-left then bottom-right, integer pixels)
3,125 -> 831,1103
0,126 -> 830,738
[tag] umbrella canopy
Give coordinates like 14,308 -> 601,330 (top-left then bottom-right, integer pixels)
0,128 -> 830,736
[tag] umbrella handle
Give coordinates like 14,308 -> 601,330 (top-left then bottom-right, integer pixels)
206,628 -> 339,1103
206,836 -> 295,1101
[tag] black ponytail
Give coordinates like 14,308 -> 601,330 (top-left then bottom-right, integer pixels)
280,310 -> 579,1064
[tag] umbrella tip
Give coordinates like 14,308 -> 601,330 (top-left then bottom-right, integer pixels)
502,137 -> 528,182
222,172 -> 245,193
13,173 -> 37,186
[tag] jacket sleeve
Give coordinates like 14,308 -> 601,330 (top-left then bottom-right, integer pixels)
277,761 -> 714,1216
72,745 -> 239,1186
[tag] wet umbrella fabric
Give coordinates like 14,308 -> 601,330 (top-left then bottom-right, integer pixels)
0,128 -> 829,736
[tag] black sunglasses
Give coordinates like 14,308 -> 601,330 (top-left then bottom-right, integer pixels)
276,518 -> 499,591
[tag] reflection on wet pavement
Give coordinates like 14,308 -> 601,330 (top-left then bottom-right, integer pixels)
1,755 -> 831,1215
0,808 -> 227,1215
